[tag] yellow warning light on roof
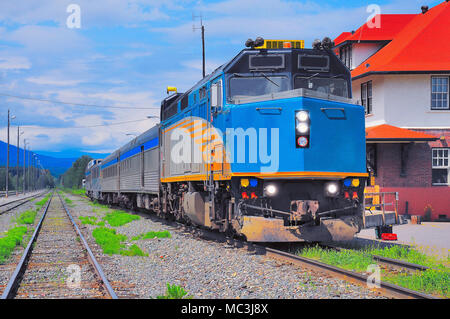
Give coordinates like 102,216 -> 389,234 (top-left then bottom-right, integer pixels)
254,40 -> 305,49
166,86 -> 177,94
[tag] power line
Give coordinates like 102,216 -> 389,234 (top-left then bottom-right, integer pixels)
0,92 -> 160,110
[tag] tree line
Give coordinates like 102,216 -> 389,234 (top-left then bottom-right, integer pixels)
0,166 -> 55,191
59,155 -> 92,189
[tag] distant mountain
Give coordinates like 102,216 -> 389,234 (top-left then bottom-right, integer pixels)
0,140 -> 106,177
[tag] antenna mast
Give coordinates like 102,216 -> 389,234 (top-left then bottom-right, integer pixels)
193,13 -> 206,78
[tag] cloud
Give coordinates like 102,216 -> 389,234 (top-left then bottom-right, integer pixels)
26,76 -> 84,86
0,56 -> 31,70
0,0 -> 173,27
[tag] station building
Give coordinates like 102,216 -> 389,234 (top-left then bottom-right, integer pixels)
334,1 -> 450,220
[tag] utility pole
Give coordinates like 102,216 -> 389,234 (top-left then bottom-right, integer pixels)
23,140 -> 27,195
6,110 -> 9,197
16,127 -> 19,195
193,14 -> 206,78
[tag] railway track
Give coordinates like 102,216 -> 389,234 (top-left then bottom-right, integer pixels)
1,191 -> 118,299
168,222 -> 439,299
67,191 -> 440,299
151,218 -> 438,299
0,190 -> 48,215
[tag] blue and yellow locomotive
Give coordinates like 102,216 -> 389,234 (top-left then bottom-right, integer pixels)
85,38 -> 368,242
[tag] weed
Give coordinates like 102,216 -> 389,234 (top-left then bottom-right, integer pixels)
79,216 -> 104,226
0,226 -> 28,263
132,231 -> 171,241
103,210 -> 140,227
156,283 -> 192,299
16,209 -> 37,225
92,227 -> 147,256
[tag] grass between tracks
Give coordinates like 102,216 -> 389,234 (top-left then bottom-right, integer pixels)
0,226 -> 28,263
297,245 -> 450,298
92,227 -> 147,256
0,193 -> 51,263
132,230 -> 171,241
103,210 -> 140,227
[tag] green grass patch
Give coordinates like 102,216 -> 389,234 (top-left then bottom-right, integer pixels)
0,226 -> 28,263
92,227 -> 147,256
16,209 -> 38,225
35,194 -> 51,209
79,216 -> 105,226
156,283 -> 192,299
297,244 -> 450,297
384,268 -> 449,298
132,230 -> 171,241
103,210 -> 140,227
299,245 -> 373,272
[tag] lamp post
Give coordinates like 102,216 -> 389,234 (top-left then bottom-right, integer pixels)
6,110 -> 16,198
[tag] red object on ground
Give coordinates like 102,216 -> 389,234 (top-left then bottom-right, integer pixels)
381,233 -> 398,241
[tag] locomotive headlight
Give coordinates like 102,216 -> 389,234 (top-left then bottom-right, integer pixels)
296,123 -> 309,133
325,182 -> 339,197
296,111 -> 309,122
265,184 -> 277,196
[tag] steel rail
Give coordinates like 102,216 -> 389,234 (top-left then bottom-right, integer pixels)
1,191 -> 54,299
57,192 -> 118,299
0,190 -> 48,214
261,246 -> 438,299
372,254 -> 430,271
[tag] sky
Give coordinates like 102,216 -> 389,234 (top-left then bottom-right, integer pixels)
0,0 -> 443,159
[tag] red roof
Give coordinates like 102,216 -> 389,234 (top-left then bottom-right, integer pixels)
352,2 -> 450,78
366,124 -> 438,141
334,14 -> 416,46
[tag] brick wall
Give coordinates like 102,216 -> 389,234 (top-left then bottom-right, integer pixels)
375,143 -> 432,187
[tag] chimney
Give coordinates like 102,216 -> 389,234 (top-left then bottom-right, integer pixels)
421,5 -> 429,14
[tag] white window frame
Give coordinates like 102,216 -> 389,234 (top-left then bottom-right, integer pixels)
431,76 -> 449,110
432,148 -> 449,186
361,81 -> 372,115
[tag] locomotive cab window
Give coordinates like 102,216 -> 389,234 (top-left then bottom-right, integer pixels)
294,76 -> 348,98
229,76 -> 289,101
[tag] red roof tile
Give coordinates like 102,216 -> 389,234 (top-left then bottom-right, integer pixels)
334,14 -> 416,46
352,2 -> 450,78
366,124 -> 438,141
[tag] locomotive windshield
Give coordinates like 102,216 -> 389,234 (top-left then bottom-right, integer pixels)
294,76 -> 348,98
229,76 -> 289,99
225,48 -> 352,102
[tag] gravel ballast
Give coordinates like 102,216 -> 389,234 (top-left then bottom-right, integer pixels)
64,192 -> 386,299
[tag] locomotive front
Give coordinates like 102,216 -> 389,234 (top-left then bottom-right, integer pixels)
220,39 -> 368,242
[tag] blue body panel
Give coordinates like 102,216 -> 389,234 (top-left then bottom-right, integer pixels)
216,96 -> 366,175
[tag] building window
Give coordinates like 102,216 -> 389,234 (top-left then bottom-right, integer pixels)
432,148 -> 449,185
366,144 -> 377,176
339,45 -> 352,69
431,76 -> 449,110
361,81 -> 372,115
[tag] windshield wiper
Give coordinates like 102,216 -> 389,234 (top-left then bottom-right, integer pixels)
259,72 -> 280,87
232,72 -> 280,87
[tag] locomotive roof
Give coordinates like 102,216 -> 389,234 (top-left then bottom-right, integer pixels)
101,124 -> 159,165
